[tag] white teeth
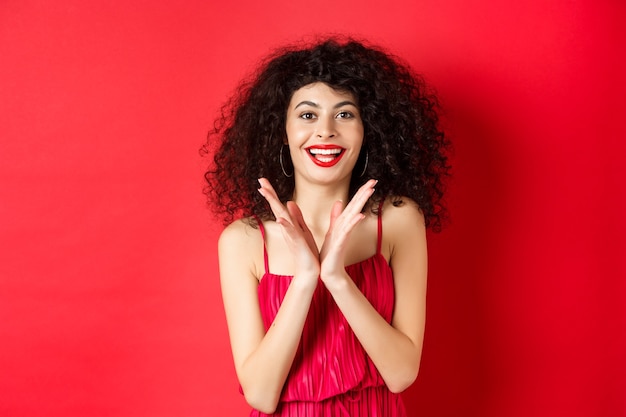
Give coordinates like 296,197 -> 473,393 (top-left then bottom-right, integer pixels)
309,148 -> 342,155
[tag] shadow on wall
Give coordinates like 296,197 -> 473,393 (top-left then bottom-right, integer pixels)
403,69 -> 516,416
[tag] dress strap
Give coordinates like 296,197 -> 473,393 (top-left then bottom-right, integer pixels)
376,198 -> 385,255
254,216 -> 269,274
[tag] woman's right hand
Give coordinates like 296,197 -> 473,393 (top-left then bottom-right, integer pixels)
257,178 -> 321,282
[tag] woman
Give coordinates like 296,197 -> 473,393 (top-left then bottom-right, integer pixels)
203,38 -> 449,416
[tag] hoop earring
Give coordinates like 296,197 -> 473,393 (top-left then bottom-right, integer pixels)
279,145 -> 293,178
359,151 -> 369,177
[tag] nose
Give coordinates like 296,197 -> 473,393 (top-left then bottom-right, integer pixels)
316,116 -> 336,139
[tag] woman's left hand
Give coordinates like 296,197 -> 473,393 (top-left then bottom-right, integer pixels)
319,179 -> 377,284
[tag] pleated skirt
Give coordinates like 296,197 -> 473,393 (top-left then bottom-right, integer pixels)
251,386 -> 406,417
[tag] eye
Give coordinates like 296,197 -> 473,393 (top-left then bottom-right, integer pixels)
299,112 -> 316,120
336,111 -> 354,119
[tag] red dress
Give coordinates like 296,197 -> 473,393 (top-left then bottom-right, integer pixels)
251,207 -> 406,416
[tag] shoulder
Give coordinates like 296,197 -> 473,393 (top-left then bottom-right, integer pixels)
381,196 -> 425,232
219,217 -> 259,246
382,197 -> 428,284
218,217 -> 265,278
380,197 -> 426,260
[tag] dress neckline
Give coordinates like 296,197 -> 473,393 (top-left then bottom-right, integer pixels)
259,252 -> 390,282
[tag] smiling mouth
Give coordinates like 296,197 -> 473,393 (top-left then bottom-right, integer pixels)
307,146 -> 345,167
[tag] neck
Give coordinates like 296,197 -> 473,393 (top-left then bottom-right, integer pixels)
291,177 -> 351,232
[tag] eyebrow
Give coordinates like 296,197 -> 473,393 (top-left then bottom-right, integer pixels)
294,100 -> 358,109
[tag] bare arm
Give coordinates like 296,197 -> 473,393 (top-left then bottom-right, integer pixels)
219,221 -> 318,414
321,199 -> 427,393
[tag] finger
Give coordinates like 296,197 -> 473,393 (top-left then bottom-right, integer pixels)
337,179 -> 377,222
334,208 -> 365,238
277,211 -> 320,261
345,179 -> 377,212
352,179 -> 377,206
327,200 -> 365,245
257,178 -> 292,223
257,178 -> 281,202
287,202 -> 314,238
259,189 -> 291,224
286,201 -> 319,254
275,216 -> 296,236
328,200 -> 343,230
286,201 -> 306,231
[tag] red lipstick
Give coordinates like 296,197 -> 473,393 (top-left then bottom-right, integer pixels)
306,145 -> 345,168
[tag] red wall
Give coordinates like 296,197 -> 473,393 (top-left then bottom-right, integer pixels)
1,1 -> 624,416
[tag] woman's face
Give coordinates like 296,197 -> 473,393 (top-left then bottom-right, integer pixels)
285,82 -> 364,185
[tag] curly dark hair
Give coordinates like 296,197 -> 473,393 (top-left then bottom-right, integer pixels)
202,37 -> 450,231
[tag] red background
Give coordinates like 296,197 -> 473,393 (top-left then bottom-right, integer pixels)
1,1 -> 624,416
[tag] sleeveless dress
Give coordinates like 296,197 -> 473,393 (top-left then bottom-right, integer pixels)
250,203 -> 407,416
